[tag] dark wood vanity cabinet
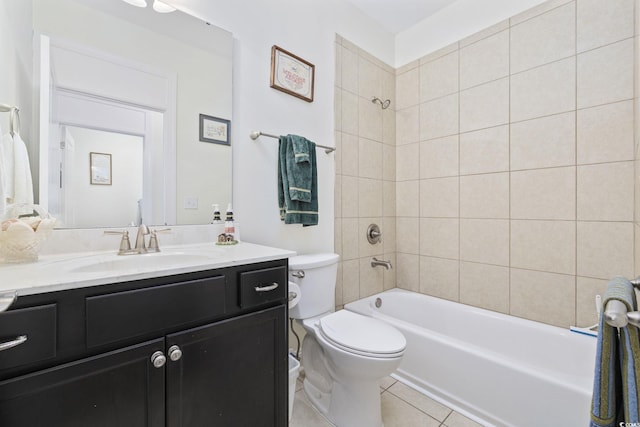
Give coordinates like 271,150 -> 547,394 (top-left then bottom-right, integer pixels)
0,259 -> 288,427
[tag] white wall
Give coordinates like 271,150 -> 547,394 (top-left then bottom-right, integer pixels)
169,0 -> 395,254
395,0 -> 548,66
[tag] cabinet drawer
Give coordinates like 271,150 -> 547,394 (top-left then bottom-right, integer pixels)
86,275 -> 226,348
239,266 -> 286,308
0,304 -> 57,370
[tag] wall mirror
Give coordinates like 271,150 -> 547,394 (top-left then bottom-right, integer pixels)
0,0 -> 233,228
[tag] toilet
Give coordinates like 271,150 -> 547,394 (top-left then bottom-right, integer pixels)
289,253 -> 406,427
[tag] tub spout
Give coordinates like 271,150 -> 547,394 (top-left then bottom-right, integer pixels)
371,257 -> 392,270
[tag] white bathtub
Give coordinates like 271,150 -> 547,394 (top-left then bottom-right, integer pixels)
345,289 -> 596,427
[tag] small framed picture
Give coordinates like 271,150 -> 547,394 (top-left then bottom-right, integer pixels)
270,45 -> 315,103
199,114 -> 231,145
90,152 -> 112,185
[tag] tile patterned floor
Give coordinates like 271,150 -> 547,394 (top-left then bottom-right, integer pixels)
289,375 -> 484,427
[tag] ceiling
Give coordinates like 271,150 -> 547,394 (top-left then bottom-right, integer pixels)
344,0 -> 460,34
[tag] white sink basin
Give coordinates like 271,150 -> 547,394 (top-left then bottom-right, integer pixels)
65,251 -> 220,274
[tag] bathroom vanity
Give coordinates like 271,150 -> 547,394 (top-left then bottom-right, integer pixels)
0,242 -> 293,427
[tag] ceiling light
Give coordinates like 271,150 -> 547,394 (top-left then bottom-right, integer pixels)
121,0 -> 147,7
153,0 -> 176,13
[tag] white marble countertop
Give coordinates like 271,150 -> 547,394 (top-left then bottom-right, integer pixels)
0,241 -> 295,296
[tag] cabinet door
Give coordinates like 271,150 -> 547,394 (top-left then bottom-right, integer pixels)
166,305 -> 287,427
0,338 -> 165,427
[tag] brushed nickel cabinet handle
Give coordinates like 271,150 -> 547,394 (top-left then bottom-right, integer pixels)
0,335 -> 27,352
254,282 -> 279,292
150,351 -> 166,368
168,345 -> 182,362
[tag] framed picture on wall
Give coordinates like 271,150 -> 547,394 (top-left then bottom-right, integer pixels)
270,45 -> 315,102
199,114 -> 231,145
90,152 -> 112,185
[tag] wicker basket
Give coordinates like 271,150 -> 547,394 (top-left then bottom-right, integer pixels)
0,204 -> 56,263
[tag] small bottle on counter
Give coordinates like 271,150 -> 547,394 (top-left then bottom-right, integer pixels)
211,204 -> 222,224
224,203 -> 235,236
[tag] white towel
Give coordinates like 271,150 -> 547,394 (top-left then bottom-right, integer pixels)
2,131 -> 34,207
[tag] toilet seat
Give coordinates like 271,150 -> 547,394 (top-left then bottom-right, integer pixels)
318,310 -> 406,358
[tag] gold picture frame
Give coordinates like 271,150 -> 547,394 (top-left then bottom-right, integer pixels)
270,45 -> 315,102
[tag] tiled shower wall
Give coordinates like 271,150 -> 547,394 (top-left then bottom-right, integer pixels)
335,0 -> 639,328
334,37 -> 397,307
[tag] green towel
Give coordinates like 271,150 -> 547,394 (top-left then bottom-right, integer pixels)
277,134 -> 318,226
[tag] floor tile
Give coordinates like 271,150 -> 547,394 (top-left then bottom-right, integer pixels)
380,375 -> 398,391
387,381 -> 452,422
289,391 -> 334,427
442,411 -> 485,427
381,392 -> 441,427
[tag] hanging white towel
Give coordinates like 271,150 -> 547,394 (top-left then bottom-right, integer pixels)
2,131 -> 34,207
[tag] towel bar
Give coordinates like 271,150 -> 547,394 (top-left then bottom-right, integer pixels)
603,277 -> 640,328
250,131 -> 336,153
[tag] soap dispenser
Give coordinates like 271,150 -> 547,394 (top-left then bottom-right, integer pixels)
224,203 -> 235,236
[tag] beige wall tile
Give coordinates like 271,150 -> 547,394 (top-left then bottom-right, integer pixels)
577,38 -> 634,109
334,87 -> 342,132
341,133 -> 358,176
420,177 -> 459,218
342,259 -> 360,304
358,56 -> 381,99
382,69 -> 396,107
460,19 -> 509,48
334,217 -> 342,256
420,136 -> 459,178
577,222 -> 634,279
382,107 -> 396,145
460,29 -> 509,90
396,180 -> 419,217
460,173 -> 509,219
510,268 -> 575,327
420,218 -> 460,259
511,220 -> 576,274
577,100 -> 634,164
459,125 -> 509,175
396,142 -> 420,181
359,138 -> 383,179
341,45 -> 358,94
510,0 -> 574,26
359,256 -> 384,298
511,167 -> 576,220
341,218 -> 359,260
419,42 -> 459,64
420,256 -> 460,301
460,77 -> 510,133
511,57 -> 576,122
396,67 -> 419,110
334,42 -> 342,88
359,96 -> 383,142
359,178 -> 382,217
383,181 -> 396,217
577,162 -> 634,221
420,51 -> 459,102
459,262 -> 510,313
383,252 -> 397,290
382,217 -> 396,252
335,174 -> 342,218
420,94 -> 459,140
341,90 -> 359,136
577,0 -> 635,52
397,217 -> 420,254
576,276 -> 607,327
460,219 -> 510,266
341,175 -> 358,217
382,143 -> 396,181
510,2 -> 575,74
510,112 -> 576,170
396,106 -> 420,145
396,253 -> 420,292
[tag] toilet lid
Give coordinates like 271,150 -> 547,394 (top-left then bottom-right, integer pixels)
318,310 -> 406,356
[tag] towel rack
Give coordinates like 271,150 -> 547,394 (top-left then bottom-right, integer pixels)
0,103 -> 20,136
250,130 -> 336,154
604,277 -> 640,328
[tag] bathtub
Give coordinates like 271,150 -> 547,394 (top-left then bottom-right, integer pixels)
345,289 -> 596,427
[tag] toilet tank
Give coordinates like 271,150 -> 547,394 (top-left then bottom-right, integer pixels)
288,253 -> 340,320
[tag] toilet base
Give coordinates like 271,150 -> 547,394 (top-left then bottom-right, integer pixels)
303,376 -> 384,427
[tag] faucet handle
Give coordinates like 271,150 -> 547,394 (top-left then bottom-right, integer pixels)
104,230 -> 132,254
147,228 -> 172,252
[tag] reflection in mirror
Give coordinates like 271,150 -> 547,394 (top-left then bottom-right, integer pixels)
0,0 -> 233,228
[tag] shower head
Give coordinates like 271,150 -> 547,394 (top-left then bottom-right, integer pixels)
371,96 -> 391,109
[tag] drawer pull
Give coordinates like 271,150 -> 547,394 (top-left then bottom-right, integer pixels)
254,282 -> 279,292
168,345 -> 182,362
151,351 -> 166,368
0,291 -> 17,313
0,335 -> 27,352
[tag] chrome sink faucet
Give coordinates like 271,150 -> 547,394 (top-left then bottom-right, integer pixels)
134,224 -> 150,253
